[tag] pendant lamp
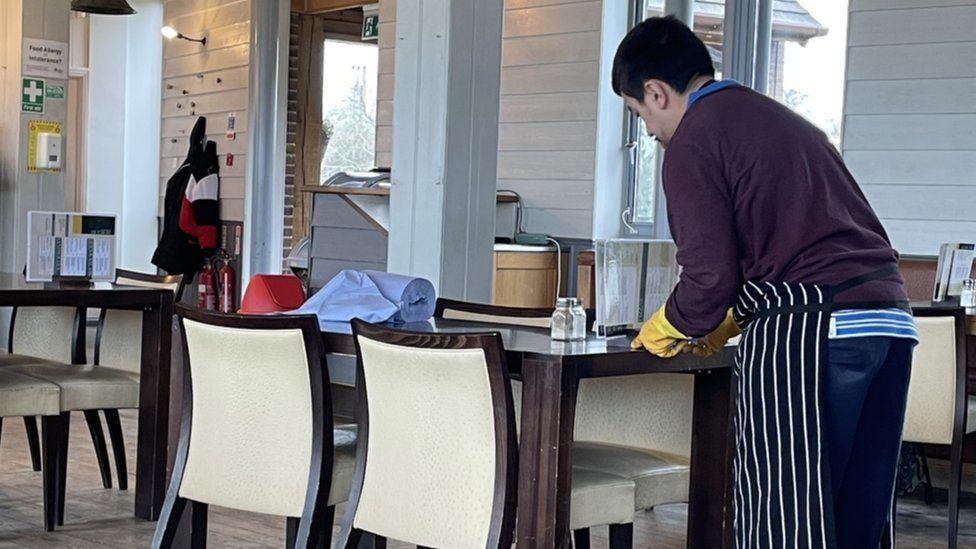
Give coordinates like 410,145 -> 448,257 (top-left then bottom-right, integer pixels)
70,0 -> 137,15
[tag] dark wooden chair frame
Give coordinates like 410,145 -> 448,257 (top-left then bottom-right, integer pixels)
896,307 -> 968,549
85,268 -> 185,491
152,304 -> 336,549
335,319 -> 519,549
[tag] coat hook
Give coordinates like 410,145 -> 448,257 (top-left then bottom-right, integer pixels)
197,74 -> 204,79
171,138 -> 178,143
166,83 -> 174,90
216,77 -> 222,84
182,89 -> 188,95
190,101 -> 196,107
176,103 -> 182,109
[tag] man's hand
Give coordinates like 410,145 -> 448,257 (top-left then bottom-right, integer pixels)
684,308 -> 741,357
631,305 -> 690,358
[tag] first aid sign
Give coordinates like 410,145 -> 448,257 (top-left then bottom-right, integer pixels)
22,78 -> 44,113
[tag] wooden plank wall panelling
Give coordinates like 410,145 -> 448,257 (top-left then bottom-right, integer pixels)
843,0 -> 976,256
374,0 -> 599,238
160,0 -> 250,222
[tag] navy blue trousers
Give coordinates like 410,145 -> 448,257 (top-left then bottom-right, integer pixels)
823,336 -> 914,549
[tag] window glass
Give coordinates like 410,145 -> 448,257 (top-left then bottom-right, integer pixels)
321,39 -> 379,181
769,1 -> 848,147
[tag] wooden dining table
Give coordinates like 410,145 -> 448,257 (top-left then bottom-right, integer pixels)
0,273 -> 174,522
322,317 -> 738,548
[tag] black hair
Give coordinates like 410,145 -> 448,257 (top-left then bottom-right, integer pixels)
612,15 -> 715,101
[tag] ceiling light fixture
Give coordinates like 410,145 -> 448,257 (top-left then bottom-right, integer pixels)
71,0 -> 136,15
160,26 -> 207,46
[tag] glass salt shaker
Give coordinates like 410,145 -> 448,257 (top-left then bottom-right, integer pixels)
961,279 -> 976,312
570,299 -> 587,340
550,298 -> 576,341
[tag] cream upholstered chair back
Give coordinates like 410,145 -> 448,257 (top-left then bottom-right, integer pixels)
341,319 -> 517,549
96,270 -> 183,374
902,314 -> 962,445
434,298 -> 694,460
9,306 -> 82,363
173,305 -> 331,520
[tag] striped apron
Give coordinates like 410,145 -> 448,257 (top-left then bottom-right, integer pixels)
729,267 -> 904,549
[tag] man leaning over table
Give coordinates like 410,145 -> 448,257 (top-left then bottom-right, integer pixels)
614,16 -> 918,549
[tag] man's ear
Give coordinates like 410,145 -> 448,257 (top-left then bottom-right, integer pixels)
642,79 -> 670,110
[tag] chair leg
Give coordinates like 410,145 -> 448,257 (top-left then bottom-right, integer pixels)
919,444 -> 934,505
152,495 -> 188,549
608,523 -> 633,549
103,409 -> 128,490
55,411 -> 70,526
949,437 -> 964,549
371,535 -> 387,549
573,528 -> 590,549
40,415 -> 61,532
83,410 -> 112,489
191,501 -> 208,549
335,527 -> 362,549
286,517 -> 299,548
24,416 -> 42,471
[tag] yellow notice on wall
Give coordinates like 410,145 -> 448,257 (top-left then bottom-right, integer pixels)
27,119 -> 61,173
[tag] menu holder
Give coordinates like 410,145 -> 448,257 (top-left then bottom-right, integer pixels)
594,239 -> 679,339
26,211 -> 116,283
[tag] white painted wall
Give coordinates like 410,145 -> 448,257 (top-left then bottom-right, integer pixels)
842,0 -> 976,256
83,0 -> 163,272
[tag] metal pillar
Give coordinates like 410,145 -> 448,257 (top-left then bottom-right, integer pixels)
722,0 -> 758,86
754,0 -> 774,93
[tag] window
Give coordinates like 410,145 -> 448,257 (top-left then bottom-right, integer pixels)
320,39 -> 379,181
624,0 -> 837,231
766,1 -> 847,148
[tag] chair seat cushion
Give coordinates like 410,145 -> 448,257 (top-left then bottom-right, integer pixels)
569,468 -> 635,530
0,369 -> 61,417
328,425 -> 358,506
0,353 -> 61,368
4,363 -> 139,412
573,441 -> 690,510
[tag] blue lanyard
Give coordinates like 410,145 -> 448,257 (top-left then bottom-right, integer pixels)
687,79 -> 741,108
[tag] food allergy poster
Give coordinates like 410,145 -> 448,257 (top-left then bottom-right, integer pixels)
26,211 -> 116,282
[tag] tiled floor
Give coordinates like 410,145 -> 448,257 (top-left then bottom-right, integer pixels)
0,410 -> 973,548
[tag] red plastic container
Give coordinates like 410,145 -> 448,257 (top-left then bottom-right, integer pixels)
238,274 -> 306,314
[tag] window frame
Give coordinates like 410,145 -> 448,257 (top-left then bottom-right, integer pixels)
622,0 -> 658,238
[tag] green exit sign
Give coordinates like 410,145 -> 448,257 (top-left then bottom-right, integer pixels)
362,13 -> 379,40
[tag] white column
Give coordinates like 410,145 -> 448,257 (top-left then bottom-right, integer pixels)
386,0 -> 504,301
242,0 -> 289,283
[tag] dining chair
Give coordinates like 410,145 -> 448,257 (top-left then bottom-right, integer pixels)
87,268 -> 184,489
152,305 -> 356,549
0,368 -> 65,531
338,319 -> 636,549
900,308 -> 968,549
0,305 -> 84,473
3,307 -> 141,526
435,298 -> 692,547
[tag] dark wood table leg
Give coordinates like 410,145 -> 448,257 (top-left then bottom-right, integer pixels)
687,368 -> 734,549
516,356 -> 578,548
134,293 -> 173,520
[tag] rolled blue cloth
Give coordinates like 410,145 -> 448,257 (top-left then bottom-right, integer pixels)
295,270 -> 436,326
362,270 -> 436,323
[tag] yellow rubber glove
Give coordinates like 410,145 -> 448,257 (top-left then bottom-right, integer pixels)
685,308 -> 741,357
631,305 -> 689,358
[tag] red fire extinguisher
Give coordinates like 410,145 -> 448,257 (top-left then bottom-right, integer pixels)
198,257 -> 217,311
218,253 -> 235,314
